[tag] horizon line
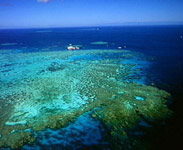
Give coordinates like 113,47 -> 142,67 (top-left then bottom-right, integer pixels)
0,22 -> 183,30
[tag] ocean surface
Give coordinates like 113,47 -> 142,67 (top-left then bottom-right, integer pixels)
0,25 -> 182,150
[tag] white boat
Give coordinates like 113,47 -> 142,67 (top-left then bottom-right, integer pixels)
67,44 -> 81,50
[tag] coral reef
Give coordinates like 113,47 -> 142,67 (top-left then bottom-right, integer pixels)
91,83 -> 171,149
90,41 -> 108,45
0,50 -> 171,149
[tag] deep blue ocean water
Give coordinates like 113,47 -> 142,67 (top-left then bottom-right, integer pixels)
1,25 -> 182,94
0,25 -> 183,149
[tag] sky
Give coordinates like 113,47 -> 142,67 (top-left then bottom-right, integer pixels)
0,0 -> 183,28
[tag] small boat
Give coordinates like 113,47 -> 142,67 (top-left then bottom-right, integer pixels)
118,45 -> 127,50
67,45 -> 76,50
67,44 -> 81,50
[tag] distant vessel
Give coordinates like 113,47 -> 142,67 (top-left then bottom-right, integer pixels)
67,44 -> 80,50
118,45 -> 127,49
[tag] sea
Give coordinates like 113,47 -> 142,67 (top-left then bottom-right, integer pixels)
0,25 -> 183,150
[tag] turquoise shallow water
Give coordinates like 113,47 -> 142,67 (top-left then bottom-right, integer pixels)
0,49 -> 171,149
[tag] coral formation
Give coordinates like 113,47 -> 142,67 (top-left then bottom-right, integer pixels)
90,41 -> 108,45
0,50 -> 171,149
